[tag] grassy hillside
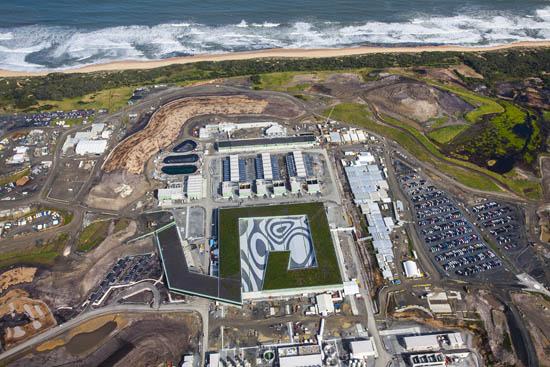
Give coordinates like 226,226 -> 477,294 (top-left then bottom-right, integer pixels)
325,103 -> 542,198
2,48 -> 550,111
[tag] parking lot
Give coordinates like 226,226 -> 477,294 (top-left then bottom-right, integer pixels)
0,109 -> 95,135
47,159 -> 97,201
394,160 -> 504,278
1,209 -> 63,239
469,200 -> 526,252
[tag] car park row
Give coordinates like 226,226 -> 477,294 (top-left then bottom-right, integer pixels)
395,161 -> 503,278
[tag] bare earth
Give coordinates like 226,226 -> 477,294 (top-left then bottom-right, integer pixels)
103,95 -> 268,174
0,267 -> 37,293
512,291 -> 550,367
1,42 -> 550,77
33,221 -> 155,307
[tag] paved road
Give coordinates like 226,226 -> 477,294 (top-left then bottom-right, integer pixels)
0,300 -> 210,365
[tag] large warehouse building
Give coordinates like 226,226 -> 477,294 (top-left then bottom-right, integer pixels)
216,135 -> 316,152
156,202 -> 343,305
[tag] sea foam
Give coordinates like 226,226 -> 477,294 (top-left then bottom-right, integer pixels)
0,7 -> 549,72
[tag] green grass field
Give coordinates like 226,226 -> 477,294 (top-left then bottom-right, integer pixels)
424,80 -> 504,123
5,86 -> 134,114
0,233 -> 69,269
218,202 -> 342,290
427,125 -> 468,144
324,104 -> 502,192
0,168 -> 30,186
326,103 -> 545,198
77,218 -> 129,252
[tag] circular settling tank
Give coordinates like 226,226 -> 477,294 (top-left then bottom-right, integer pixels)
263,351 -> 275,362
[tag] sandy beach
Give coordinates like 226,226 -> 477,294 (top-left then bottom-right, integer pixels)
1,41 -> 550,78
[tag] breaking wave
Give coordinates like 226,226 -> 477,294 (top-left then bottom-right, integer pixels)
1,7 -> 549,71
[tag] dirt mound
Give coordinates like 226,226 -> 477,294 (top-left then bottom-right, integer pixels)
104,95 -> 268,174
366,77 -> 474,123
85,171 -> 150,211
0,267 -> 36,293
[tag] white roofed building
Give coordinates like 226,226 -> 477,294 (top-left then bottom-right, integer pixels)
186,175 -> 204,200
75,140 -> 107,155
403,335 -> 440,352
343,280 -> 360,296
350,339 -> 378,359
316,294 -> 334,316
230,155 -> 239,182
279,354 -> 322,367
403,260 -> 421,278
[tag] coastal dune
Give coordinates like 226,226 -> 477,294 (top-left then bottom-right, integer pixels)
1,41 -> 550,78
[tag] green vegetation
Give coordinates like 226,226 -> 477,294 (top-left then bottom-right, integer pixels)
3,48 -> 549,111
293,93 -> 311,101
0,233 -> 69,269
218,203 -> 341,289
405,229 -> 414,258
427,125 -> 468,144
0,168 -> 30,186
113,217 -> 130,233
325,104 -> 501,192
502,171 -> 542,200
254,71 -> 295,89
429,115 -> 450,129
287,83 -> 310,92
452,102 -> 542,172
438,83 -> 504,123
502,333 -> 513,353
378,108 -> 541,197
77,218 -> 129,252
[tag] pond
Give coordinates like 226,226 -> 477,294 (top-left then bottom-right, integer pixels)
65,321 -> 117,355
172,140 -> 197,153
161,165 -> 197,175
163,154 -> 199,164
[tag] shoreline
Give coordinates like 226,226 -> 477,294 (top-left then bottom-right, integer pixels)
1,41 -> 550,78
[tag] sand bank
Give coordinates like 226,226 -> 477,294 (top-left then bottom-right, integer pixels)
1,41 -> 550,78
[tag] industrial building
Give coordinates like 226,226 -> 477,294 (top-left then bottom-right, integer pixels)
316,294 -> 335,316
402,335 -> 440,352
158,182 -> 184,206
350,339 -> 378,359
222,182 -> 234,198
62,123 -> 109,155
343,280 -> 360,296
343,151 -> 397,281
199,121 -> 286,139
279,353 -> 322,367
273,180 -> 287,196
216,134 -> 316,152
409,353 -> 446,367
327,129 -> 368,145
186,175 -> 204,200
255,179 -> 268,196
403,260 -> 421,278
75,140 -> 107,155
229,155 -> 239,182
238,182 -> 252,198
306,178 -> 320,194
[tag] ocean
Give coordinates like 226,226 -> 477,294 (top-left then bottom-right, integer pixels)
1,0 -> 549,71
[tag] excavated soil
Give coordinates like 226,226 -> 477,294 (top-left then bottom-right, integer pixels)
365,78 -> 474,123
104,95 -> 268,174
0,267 -> 36,293
10,312 -> 201,367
